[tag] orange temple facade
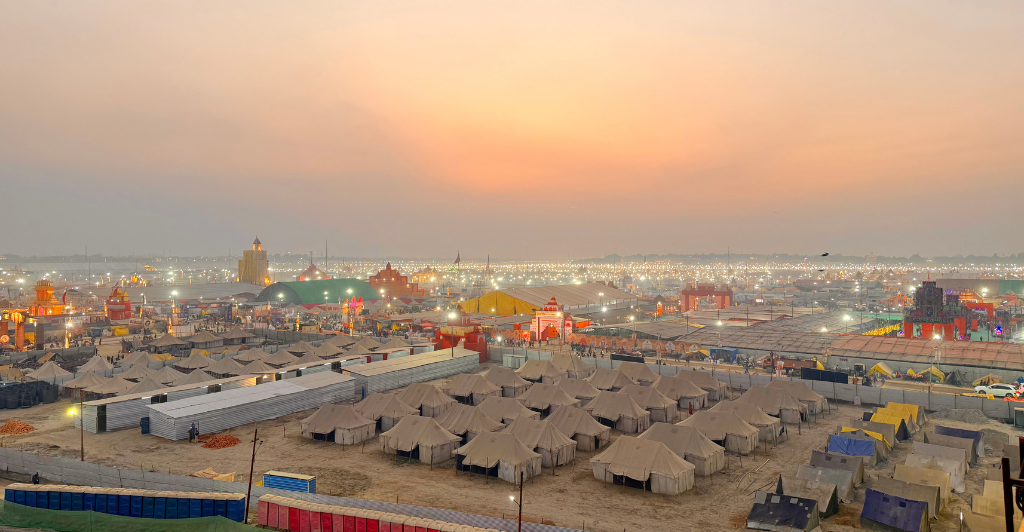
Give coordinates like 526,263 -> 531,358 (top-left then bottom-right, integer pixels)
28,280 -> 66,317
368,263 -> 426,298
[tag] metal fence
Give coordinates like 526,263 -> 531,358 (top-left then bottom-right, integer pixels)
0,448 -> 580,532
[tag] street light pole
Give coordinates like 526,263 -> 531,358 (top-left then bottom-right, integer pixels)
244,428 -> 262,524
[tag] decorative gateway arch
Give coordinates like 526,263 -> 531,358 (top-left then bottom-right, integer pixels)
530,297 -> 574,343
680,283 -> 732,312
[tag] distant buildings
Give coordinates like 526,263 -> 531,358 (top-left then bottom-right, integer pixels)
368,263 -> 426,299
237,237 -> 270,286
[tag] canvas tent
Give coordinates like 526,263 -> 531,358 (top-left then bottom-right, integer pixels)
888,402 -> 926,426
616,362 -> 660,386
353,336 -> 382,351
735,386 -> 806,424
314,342 -> 345,359
380,415 -> 461,464
923,432 -> 978,465
840,426 -> 890,449
516,383 -> 580,416
174,369 -> 217,386
867,362 -> 896,378
548,352 -> 594,379
26,361 -> 71,381
558,378 -> 601,403
455,432 -> 542,484
286,341 -> 317,355
893,464 -> 951,507
654,375 -> 709,410
118,351 -> 152,368
583,391 -> 651,433
586,368 -> 635,392
809,450 -> 864,485
482,366 -> 531,397
219,326 -> 255,343
477,396 -> 540,424
118,364 -> 155,381
747,491 -> 821,532
300,404 -> 376,445
174,351 -> 212,370
515,360 -> 563,384
796,464 -> 854,503
147,333 -> 187,352
618,384 -> 679,423
84,375 -> 134,395
327,335 -> 357,348
850,419 -> 898,446
710,401 -> 783,443
766,380 -> 828,415
933,425 -> 984,459
840,429 -> 890,461
827,435 -> 883,466
241,359 -> 277,376
151,366 -> 186,385
672,370 -> 729,401
78,355 -> 113,374
776,476 -> 839,518
383,337 -> 409,349
262,349 -> 300,368
861,489 -> 929,532
123,375 -> 166,396
872,408 -> 914,438
443,374 -> 501,405
873,477 -> 941,520
189,330 -> 223,349
591,436 -> 695,495
435,404 -> 504,443
637,422 -> 724,476
354,393 -> 419,431
62,372 -> 108,391
905,454 -> 965,493
500,418 -> 576,468
293,351 -> 329,367
395,383 -> 456,418
677,411 -> 759,455
545,405 -> 610,451
205,356 -> 245,377
233,348 -> 269,363
913,442 -> 968,475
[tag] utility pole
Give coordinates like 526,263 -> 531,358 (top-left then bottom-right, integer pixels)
244,428 -> 261,523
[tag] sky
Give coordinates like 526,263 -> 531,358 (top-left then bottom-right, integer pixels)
1,1 -> 1023,260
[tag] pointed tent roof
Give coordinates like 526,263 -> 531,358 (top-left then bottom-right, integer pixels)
117,364 -> 154,381
654,375 -> 710,401
586,368 -> 635,391
347,345 -> 372,357
149,333 -> 188,348
380,415 -> 460,452
189,330 -> 222,344
119,351 -> 151,367
24,361 -> 74,382
677,411 -> 760,441
558,378 -> 602,401
292,351 -> 327,367
591,436 -> 694,481
396,383 -> 457,409
766,380 -> 828,410
478,396 -> 541,423
617,361 -> 660,383
233,348 -> 269,363
710,401 -> 781,428
671,370 -> 728,394
384,337 -> 410,349
327,335 -> 357,348
638,422 -> 724,462
354,393 -> 418,421
455,432 -> 541,469
482,366 -> 531,390
205,356 -> 245,376
735,386 -> 807,416
301,404 -> 374,434
515,360 -> 563,382
241,359 -> 277,375
286,341 -> 317,355
63,371 -> 109,390
548,352 -> 592,375
435,404 -> 504,436
353,336 -> 382,350
85,375 -> 135,395
152,366 -> 186,385
262,349 -> 300,367
583,391 -> 649,422
174,369 -> 217,386
500,417 -> 576,453
516,383 -> 581,411
79,355 -> 113,373
546,405 -> 609,439
314,343 -> 345,358
618,384 -> 677,410
123,375 -> 167,396
175,351 -> 213,369
219,327 -> 255,340
443,374 -> 502,398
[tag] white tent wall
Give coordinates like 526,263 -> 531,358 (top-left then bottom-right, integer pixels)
420,403 -> 452,418
537,446 -> 575,469
498,459 -> 541,484
723,433 -> 758,455
685,450 -> 725,477
419,441 -> 459,464
590,463 -> 692,496
335,424 -> 376,445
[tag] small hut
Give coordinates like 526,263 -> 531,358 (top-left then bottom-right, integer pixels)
590,436 -> 695,495
395,383 -> 457,418
380,415 -> 461,464
301,404 -> 375,445
443,374 -> 502,405
545,405 -> 610,451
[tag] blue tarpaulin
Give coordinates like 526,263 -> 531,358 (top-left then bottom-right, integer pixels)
934,425 -> 983,456
861,489 -> 928,532
828,436 -> 875,457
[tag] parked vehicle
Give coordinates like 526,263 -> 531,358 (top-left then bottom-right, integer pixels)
973,383 -> 1019,398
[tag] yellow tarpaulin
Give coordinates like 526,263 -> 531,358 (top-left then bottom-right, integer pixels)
841,426 -> 889,447
867,362 -> 896,378
871,413 -> 910,438
973,373 -> 1002,386
188,468 -> 236,482
919,366 -> 945,382
887,402 -> 921,424
37,353 -> 55,364
906,368 -> 916,376
460,291 -> 540,316
149,353 -> 177,361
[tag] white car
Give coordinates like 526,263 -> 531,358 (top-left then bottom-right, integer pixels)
974,383 -> 1019,398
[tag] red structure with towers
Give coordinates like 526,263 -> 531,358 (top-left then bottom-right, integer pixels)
679,283 -> 733,312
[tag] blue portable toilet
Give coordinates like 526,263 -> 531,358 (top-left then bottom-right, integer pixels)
71,491 -> 84,511
142,496 -> 155,518
154,494 -> 166,519
214,497 -> 227,517
226,495 -> 245,522
95,493 -> 107,513
48,491 -> 61,510
83,492 -> 95,512
111,492 -> 123,515
118,493 -> 131,516
59,491 -> 72,511
129,495 -> 143,517
3,487 -> 15,503
201,497 -> 215,517
11,489 -> 24,506
25,489 -> 37,508
189,497 -> 202,518
177,496 -> 190,519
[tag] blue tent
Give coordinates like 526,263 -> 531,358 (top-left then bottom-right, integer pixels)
828,436 -> 875,457
934,425 -> 984,457
860,489 -> 929,532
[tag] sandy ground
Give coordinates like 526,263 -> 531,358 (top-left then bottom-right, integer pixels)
0,387 -> 1021,532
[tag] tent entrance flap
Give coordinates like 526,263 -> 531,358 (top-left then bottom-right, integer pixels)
612,474 -> 652,491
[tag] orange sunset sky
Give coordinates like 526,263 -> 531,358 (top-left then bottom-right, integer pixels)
1,1 -> 1022,259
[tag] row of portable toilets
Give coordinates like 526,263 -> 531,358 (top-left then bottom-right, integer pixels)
258,494 -> 502,532
3,483 -> 246,522
0,381 -> 59,409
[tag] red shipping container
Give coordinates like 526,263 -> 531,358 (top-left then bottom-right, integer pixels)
289,507 -> 301,532
311,511 -> 322,532
269,503 -> 280,528
300,509 -> 310,532
321,511 -> 334,532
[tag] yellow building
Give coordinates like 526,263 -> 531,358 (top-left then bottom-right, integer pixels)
237,236 -> 271,286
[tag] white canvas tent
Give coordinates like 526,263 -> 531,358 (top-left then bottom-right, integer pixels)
477,396 -> 541,424
653,375 -> 709,410
558,378 -> 602,403
710,401 -> 783,443
672,369 -> 729,401
435,404 -> 504,442
583,391 -> 651,433
500,417 -> 576,468
591,436 -> 695,495
455,432 -> 542,484
380,415 -> 461,464
616,362 -> 659,386
548,352 -> 594,379
735,386 -> 806,424
300,404 -> 376,445
354,393 -> 418,431
516,383 -> 580,415
515,360 -> 563,384
638,422 -> 724,476
395,383 -> 457,418
677,411 -> 759,455
905,453 -> 966,493
618,384 -> 679,423
586,368 -> 634,391
545,405 -> 610,451
443,374 -> 502,405
79,355 -> 113,374
482,366 -> 531,397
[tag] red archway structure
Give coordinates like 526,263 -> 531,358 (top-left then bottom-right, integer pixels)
680,283 -> 732,312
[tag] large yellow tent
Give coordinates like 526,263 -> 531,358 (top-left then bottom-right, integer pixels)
867,362 -> 895,378
460,291 -> 541,315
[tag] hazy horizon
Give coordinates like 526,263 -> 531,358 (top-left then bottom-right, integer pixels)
2,1 -> 1022,259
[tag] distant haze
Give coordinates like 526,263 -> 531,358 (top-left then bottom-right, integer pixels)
1,1 -> 1022,259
